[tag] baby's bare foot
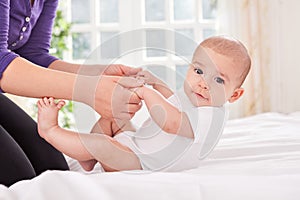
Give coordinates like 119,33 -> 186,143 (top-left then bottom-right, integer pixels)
37,97 -> 65,139
79,160 -> 97,171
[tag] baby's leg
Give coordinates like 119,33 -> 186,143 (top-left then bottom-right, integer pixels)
111,119 -> 136,136
78,160 -> 97,171
92,118 -> 136,137
37,98 -> 94,171
79,133 -> 142,171
82,118 -> 119,171
82,117 -> 131,171
85,118 -> 137,171
37,98 -> 141,172
81,118 -> 115,171
37,97 -> 65,139
91,117 -> 113,137
85,117 -> 136,171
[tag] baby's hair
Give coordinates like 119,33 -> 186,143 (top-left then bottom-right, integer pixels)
199,35 -> 251,87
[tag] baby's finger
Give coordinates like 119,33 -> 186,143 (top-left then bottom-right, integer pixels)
136,76 -> 147,81
137,76 -> 153,85
136,70 -> 146,77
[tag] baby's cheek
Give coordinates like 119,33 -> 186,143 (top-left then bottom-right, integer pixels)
209,87 -> 227,106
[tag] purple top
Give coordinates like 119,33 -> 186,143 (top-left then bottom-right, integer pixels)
0,0 -> 59,90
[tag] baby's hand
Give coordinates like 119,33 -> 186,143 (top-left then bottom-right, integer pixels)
136,70 -> 160,86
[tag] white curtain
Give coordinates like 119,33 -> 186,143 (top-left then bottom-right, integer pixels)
216,0 -> 283,118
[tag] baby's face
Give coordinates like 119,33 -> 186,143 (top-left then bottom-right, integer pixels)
184,47 -> 244,107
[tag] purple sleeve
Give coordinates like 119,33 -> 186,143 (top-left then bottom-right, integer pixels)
15,0 -> 59,68
0,0 -> 19,79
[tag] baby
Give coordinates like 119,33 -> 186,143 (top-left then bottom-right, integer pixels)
37,36 -> 251,172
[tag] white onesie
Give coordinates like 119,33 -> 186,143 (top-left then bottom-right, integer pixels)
114,88 -> 227,171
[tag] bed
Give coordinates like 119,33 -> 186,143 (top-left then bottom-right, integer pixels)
1,112 -> 300,200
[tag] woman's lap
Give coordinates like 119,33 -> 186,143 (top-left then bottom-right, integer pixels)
0,94 -> 69,186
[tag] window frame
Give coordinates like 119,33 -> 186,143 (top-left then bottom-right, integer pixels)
65,0 -> 217,89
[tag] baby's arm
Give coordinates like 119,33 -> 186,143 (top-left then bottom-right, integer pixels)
136,70 -> 173,98
134,86 -> 194,138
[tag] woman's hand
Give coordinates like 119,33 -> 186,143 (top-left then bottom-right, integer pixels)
49,60 -> 142,77
103,64 -> 142,77
97,65 -> 143,119
2,58 -> 143,120
73,75 -> 144,120
98,75 -> 144,119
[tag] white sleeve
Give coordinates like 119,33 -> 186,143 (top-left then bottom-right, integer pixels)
185,106 -> 227,159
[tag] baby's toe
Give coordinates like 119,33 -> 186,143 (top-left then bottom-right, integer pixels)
43,97 -> 50,106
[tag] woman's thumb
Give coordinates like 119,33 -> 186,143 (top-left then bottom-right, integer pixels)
125,67 -> 142,76
117,77 -> 144,88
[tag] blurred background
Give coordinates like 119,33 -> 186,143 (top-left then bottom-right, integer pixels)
7,0 -> 300,129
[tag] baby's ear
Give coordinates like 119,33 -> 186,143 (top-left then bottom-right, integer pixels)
228,88 -> 244,103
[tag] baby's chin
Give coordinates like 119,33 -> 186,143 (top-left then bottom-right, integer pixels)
190,98 -> 225,107
191,97 -> 212,107
185,92 -> 212,107
184,90 -> 226,107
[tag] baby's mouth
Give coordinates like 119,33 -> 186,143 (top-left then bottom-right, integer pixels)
194,92 -> 209,101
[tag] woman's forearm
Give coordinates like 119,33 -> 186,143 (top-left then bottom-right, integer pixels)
0,57 -> 76,99
0,57 -> 101,106
49,59 -> 107,75
0,57 -> 144,119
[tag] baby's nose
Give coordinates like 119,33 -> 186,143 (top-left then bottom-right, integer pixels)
198,77 -> 209,90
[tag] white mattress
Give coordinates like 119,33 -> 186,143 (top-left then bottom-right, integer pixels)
1,112 -> 300,200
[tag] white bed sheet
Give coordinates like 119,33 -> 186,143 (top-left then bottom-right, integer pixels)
1,112 -> 300,200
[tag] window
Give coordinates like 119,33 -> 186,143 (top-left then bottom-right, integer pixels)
67,0 -> 217,90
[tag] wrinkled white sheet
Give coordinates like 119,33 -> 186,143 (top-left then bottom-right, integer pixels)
1,112 -> 300,200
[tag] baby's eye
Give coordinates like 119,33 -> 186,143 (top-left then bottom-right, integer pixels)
215,77 -> 225,84
194,68 -> 203,75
